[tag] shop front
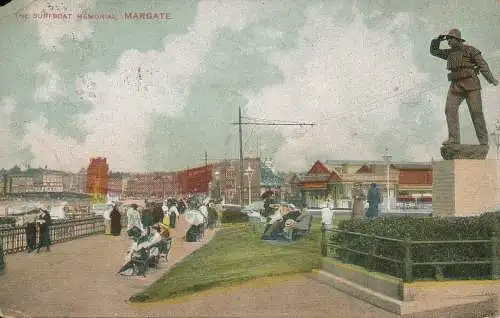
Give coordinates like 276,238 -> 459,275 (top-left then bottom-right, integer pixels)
301,179 -> 329,208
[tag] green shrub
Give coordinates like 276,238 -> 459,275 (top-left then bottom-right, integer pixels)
329,212 -> 500,281
0,217 -> 16,226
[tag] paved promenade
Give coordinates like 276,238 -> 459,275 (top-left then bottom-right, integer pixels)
0,218 -> 396,318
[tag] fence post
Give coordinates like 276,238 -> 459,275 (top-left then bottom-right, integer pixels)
403,233 -> 413,283
342,228 -> 349,263
320,224 -> 327,257
368,234 -> 376,271
492,231 -> 498,280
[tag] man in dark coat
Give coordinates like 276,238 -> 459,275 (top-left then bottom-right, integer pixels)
37,208 -> 52,252
110,205 -> 122,236
366,183 -> 382,220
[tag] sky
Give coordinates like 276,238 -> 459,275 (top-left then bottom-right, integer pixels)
0,0 -> 500,173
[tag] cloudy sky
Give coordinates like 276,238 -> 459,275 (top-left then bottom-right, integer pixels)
0,0 -> 499,173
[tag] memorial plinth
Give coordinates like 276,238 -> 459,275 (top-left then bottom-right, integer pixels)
432,159 -> 498,217
440,144 -> 489,160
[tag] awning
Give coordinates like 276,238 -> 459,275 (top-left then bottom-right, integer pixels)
301,182 -> 328,189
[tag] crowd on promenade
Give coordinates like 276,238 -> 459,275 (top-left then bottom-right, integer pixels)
113,196 -> 221,276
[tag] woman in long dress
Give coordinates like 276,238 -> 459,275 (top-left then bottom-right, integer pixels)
110,206 -> 122,236
162,203 -> 170,228
127,204 -> 144,234
168,203 -> 179,228
36,208 -> 52,253
351,183 -> 366,219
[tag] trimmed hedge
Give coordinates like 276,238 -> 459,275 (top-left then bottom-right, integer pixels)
330,212 -> 500,281
0,217 -> 16,227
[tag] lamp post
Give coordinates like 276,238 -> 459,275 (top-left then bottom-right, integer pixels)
214,171 -> 220,200
490,120 -> 500,206
382,148 -> 392,213
244,165 -> 254,205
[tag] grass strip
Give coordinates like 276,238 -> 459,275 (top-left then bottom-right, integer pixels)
131,218 -> 326,302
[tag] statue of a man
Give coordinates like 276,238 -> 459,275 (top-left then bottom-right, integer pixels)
430,28 -> 498,146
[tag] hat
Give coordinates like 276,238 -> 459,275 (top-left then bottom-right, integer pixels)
446,29 -> 465,42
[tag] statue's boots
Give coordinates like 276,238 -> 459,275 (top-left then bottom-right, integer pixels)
442,139 -> 459,146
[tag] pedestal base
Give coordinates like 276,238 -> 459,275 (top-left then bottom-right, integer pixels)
432,160 -> 498,217
440,144 -> 489,160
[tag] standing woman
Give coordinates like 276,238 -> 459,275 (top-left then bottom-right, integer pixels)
36,207 -> 52,253
24,210 -> 38,252
168,201 -> 179,228
110,204 -> 122,236
162,203 -> 170,228
351,183 -> 366,219
126,204 -> 144,234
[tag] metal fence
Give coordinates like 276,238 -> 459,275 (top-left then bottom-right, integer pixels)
321,226 -> 498,282
0,216 -> 105,255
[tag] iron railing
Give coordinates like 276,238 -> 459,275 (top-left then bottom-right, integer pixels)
0,216 -> 105,255
321,226 -> 498,282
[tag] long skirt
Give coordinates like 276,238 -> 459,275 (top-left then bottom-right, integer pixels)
366,204 -> 379,219
110,221 -> 122,236
185,225 -> 201,242
26,223 -> 37,250
38,227 -> 51,249
351,199 -> 365,219
169,213 -> 176,228
162,215 -> 170,227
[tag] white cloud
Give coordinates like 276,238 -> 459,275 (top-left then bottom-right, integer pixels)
34,62 -> 62,102
245,5 -> 433,171
25,0 -> 96,51
21,0 -> 259,172
0,97 -> 21,168
1,96 -> 16,115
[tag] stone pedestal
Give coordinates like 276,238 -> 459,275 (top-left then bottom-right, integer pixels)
432,160 -> 498,217
440,144 -> 489,160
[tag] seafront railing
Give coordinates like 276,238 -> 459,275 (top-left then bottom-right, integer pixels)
0,216 -> 105,255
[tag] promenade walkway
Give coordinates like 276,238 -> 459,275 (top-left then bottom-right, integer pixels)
0,218 -> 396,318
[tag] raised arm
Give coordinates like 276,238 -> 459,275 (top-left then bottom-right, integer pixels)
430,36 -> 449,60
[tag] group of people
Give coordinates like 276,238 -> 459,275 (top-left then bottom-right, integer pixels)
118,202 -> 173,276
104,203 -> 122,236
259,191 -> 310,240
21,207 -> 52,253
321,182 -> 384,229
184,196 -> 220,242
116,195 -> 223,275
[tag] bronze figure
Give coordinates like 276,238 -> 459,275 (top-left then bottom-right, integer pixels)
430,28 -> 498,150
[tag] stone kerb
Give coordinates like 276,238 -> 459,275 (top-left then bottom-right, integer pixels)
318,258 -> 498,317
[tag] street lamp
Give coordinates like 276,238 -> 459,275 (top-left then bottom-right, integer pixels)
382,148 -> 392,213
490,120 -> 500,206
244,165 -> 254,205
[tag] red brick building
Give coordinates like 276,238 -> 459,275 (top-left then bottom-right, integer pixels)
121,158 -> 259,201
87,157 -> 109,196
179,164 -> 214,195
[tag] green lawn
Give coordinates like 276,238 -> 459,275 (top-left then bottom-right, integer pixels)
130,215 -> 349,303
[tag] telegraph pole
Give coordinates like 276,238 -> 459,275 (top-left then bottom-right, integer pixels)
204,150 -> 209,195
232,107 -> 315,207
490,120 -> 500,206
238,107 -> 244,206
